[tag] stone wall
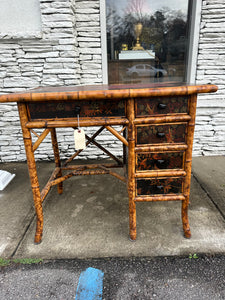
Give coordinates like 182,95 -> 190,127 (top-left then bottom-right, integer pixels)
75,0 -> 103,85
194,0 -> 225,156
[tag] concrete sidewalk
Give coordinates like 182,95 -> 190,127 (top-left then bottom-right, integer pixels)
0,156 -> 225,259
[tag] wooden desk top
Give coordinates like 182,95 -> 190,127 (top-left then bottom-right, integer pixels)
0,83 -> 218,103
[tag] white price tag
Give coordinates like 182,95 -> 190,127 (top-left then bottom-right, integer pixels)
74,128 -> 86,150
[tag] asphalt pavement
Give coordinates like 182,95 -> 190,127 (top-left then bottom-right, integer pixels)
0,255 -> 225,299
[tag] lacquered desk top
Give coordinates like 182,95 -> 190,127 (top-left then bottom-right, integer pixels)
0,83 -> 218,103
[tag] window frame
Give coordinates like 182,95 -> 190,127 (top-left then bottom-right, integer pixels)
186,0 -> 202,84
100,0 -> 202,85
100,0 -> 108,84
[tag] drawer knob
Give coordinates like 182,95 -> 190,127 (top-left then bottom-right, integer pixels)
75,106 -> 81,115
158,103 -> 167,109
156,185 -> 164,192
157,132 -> 165,138
156,159 -> 166,169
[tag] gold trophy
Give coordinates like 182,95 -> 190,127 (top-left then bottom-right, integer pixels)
133,22 -> 144,50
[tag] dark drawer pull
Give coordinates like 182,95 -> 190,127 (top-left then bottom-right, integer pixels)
156,185 -> 164,191
157,132 -> 165,138
75,106 -> 81,115
158,103 -> 167,109
156,159 -> 166,169
157,159 -> 165,164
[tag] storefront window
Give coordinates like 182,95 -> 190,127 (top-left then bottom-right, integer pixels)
106,0 -> 190,84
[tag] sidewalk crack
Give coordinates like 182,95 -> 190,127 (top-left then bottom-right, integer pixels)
192,172 -> 225,220
10,209 -> 36,258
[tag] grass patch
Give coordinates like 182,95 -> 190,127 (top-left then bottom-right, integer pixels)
0,258 -> 11,267
0,257 -> 43,267
189,253 -> 198,259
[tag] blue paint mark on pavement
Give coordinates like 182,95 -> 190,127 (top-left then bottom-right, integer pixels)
75,267 -> 104,300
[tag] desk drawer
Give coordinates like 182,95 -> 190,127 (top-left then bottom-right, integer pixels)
136,177 -> 183,196
136,123 -> 186,145
136,152 -> 184,171
136,96 -> 188,117
27,100 -> 125,120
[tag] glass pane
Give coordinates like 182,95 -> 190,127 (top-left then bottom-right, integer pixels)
106,0 -> 190,85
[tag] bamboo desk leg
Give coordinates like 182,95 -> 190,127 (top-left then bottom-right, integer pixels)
17,103 -> 43,244
182,94 -> 198,238
127,98 -> 137,240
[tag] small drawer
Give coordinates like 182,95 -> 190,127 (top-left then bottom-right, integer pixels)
27,100 -> 125,120
136,177 -> 183,196
136,123 -> 186,145
135,96 -> 188,117
136,152 -> 185,171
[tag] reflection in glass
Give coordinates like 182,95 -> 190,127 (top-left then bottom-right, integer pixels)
106,0 -> 190,85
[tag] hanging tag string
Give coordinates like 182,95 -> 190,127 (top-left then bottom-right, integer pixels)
77,114 -> 80,132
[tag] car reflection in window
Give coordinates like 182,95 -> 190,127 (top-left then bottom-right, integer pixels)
126,64 -> 167,79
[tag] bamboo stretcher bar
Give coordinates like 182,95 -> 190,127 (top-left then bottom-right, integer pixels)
134,115 -> 191,125
119,126 -> 127,134
109,170 -> 126,183
135,170 -> 186,178
99,165 -> 126,183
33,129 -> 51,152
44,164 -> 118,202
105,125 -> 128,146
135,144 -> 188,152
63,126 -> 105,166
50,169 -> 110,186
31,129 -> 40,138
40,167 -> 61,202
61,163 -> 123,170
25,118 -> 129,128
85,134 -> 122,165
135,195 -> 185,202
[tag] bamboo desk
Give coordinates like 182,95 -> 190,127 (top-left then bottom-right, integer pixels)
0,84 -> 218,244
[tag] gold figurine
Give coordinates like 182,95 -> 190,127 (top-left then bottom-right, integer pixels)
133,22 -> 144,50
